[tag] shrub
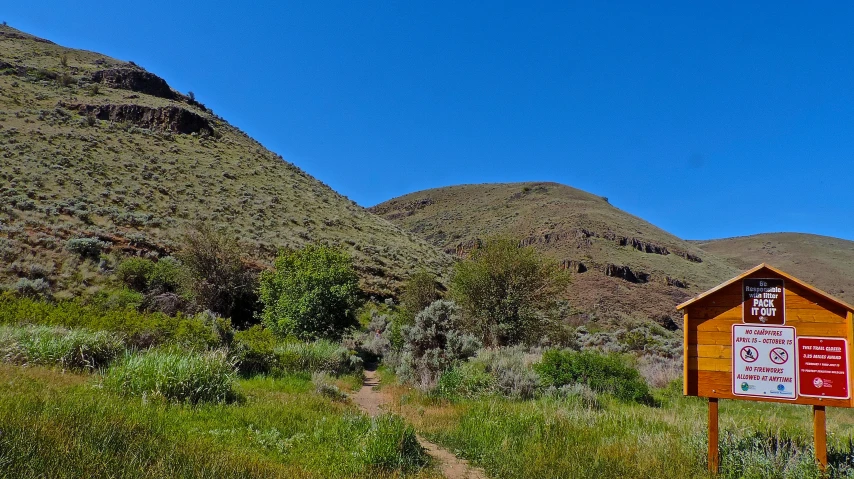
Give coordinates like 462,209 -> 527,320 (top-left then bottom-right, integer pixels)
104,348 -> 237,403
148,256 -> 183,293
0,325 -> 124,371
115,257 -> 154,291
259,244 -> 361,340
312,372 -> 348,402
397,300 -> 481,388
178,223 -> 257,326
474,346 -> 542,399
12,278 -> 51,299
450,237 -> 570,347
94,288 -> 145,310
0,296 -> 229,351
65,237 -> 109,260
535,349 -> 653,404
275,340 -> 362,375
435,361 -> 496,400
400,269 -> 441,322
360,414 -> 427,472
231,325 -> 278,375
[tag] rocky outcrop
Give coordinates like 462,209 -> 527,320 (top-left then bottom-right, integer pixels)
603,232 -> 670,255
604,264 -> 649,284
561,260 -> 587,273
60,102 -> 212,135
445,238 -> 482,257
673,250 -> 703,263
91,68 -> 179,100
519,228 -> 597,249
663,276 -> 688,288
369,197 -> 434,217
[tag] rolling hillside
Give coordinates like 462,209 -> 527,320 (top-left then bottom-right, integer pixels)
371,182 -> 741,324
694,233 -> 854,304
0,26 -> 452,298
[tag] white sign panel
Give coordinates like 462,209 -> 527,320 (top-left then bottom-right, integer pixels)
732,324 -> 797,400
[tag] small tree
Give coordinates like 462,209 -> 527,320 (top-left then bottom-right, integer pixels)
450,237 -> 570,347
259,244 -> 361,340
400,269 -> 441,322
178,223 -> 257,325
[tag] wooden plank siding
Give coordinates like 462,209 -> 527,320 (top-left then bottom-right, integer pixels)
682,265 -> 854,408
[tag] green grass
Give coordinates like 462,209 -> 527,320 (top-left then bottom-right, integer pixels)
275,339 -> 362,375
0,324 -> 124,370
0,295 -> 227,350
383,373 -> 854,479
0,364 -> 439,479
104,348 -> 238,404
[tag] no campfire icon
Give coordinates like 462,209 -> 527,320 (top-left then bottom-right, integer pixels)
740,346 -> 758,363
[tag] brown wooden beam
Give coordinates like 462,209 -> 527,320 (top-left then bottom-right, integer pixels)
814,405 -> 827,473
709,397 -> 719,474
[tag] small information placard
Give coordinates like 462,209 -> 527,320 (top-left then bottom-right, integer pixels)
743,278 -> 786,324
798,337 -> 850,399
732,324 -> 797,400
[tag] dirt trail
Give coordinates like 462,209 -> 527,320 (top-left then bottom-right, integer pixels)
353,367 -> 488,479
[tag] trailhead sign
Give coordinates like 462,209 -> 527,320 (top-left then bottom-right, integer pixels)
732,324 -> 796,399
680,263 -> 854,406
679,263 -> 854,473
743,278 -> 785,324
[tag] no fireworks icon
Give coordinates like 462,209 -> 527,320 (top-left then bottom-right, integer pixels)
770,347 -> 789,365
740,346 -> 758,363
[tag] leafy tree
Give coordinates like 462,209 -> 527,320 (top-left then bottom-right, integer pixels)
450,237 -> 570,347
178,223 -> 258,326
400,269 -> 441,321
259,244 -> 361,340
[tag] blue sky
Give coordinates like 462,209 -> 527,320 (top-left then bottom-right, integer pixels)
7,2 -> 854,240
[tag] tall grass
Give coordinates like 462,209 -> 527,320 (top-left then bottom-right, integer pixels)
275,339 -> 362,375
0,295 -> 228,350
0,365 -> 440,479
0,325 -> 124,370
104,349 -> 238,403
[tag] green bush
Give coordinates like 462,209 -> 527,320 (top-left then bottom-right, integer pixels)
104,348 -> 237,403
400,269 -> 441,322
231,325 -> 278,375
65,237 -> 109,260
360,414 -> 427,472
435,361 -> 497,400
535,349 -> 653,404
0,295 -> 228,350
148,256 -> 183,293
450,237 -> 570,347
116,257 -> 154,291
0,325 -> 124,371
259,244 -> 361,340
275,340 -> 362,375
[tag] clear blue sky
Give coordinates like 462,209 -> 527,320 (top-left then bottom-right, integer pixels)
7,2 -> 854,241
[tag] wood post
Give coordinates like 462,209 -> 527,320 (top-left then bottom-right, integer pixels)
814,405 -> 827,473
709,397 -> 719,474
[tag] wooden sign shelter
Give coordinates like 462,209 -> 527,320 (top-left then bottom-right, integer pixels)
678,264 -> 854,473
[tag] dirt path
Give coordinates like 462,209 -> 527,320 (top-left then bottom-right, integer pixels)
353,367 -> 488,479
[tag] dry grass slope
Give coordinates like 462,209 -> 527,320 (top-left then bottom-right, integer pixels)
371,182 -> 741,323
694,233 -> 854,304
0,26 -> 452,298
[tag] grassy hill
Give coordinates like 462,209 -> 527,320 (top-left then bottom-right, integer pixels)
370,182 -> 741,324
694,233 -> 854,303
0,26 -> 452,299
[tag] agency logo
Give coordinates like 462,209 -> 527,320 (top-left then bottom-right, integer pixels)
777,384 -> 785,392
741,382 -> 749,392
